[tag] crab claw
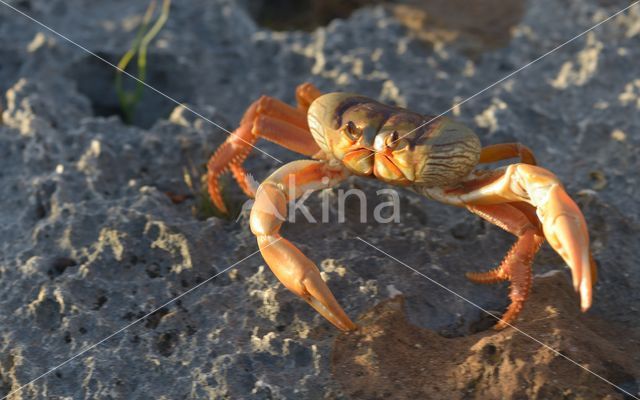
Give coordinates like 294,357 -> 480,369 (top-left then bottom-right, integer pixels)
257,236 -> 357,331
454,164 -> 598,317
538,184 -> 596,311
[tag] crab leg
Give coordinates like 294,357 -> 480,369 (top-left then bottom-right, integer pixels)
249,160 -> 356,331
465,204 -> 545,329
296,82 -> 323,111
207,111 -> 257,212
479,143 -> 537,165
207,83 -> 323,213
422,163 -> 596,312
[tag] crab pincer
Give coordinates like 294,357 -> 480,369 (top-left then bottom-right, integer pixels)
249,160 -> 356,331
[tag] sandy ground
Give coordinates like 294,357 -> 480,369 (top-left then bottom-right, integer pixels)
333,272 -> 640,399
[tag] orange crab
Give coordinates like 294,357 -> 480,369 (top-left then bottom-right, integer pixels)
207,83 -> 596,331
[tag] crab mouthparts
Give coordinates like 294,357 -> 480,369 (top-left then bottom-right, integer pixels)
342,148 -> 374,175
341,147 -> 410,185
374,153 -> 410,184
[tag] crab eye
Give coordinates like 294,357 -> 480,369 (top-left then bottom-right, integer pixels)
385,130 -> 400,148
343,121 -> 361,141
385,130 -> 408,151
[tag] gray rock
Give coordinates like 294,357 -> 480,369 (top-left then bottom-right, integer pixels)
0,0 -> 639,398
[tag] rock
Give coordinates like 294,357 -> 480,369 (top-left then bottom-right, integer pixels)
1,0 -> 639,398
332,272 -> 640,399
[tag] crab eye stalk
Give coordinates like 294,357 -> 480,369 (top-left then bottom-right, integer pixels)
385,130 -> 400,149
384,131 -> 407,150
343,121 -> 361,141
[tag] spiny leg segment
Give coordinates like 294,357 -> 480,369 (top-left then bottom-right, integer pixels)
467,143 -> 544,328
465,204 -> 545,329
207,83 -> 322,213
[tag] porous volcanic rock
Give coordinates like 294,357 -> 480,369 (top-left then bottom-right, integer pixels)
0,0 -> 639,398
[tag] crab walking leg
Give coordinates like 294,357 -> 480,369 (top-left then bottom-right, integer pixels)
207,88 -> 321,213
224,113 -> 320,200
295,82 -> 323,111
465,203 -> 543,283
253,114 -> 320,155
465,204 -> 545,329
422,163 -> 596,311
207,114 -> 257,213
249,160 -> 356,331
479,143 -> 537,165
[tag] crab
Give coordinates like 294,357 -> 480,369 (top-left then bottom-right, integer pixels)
207,83 -> 596,331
